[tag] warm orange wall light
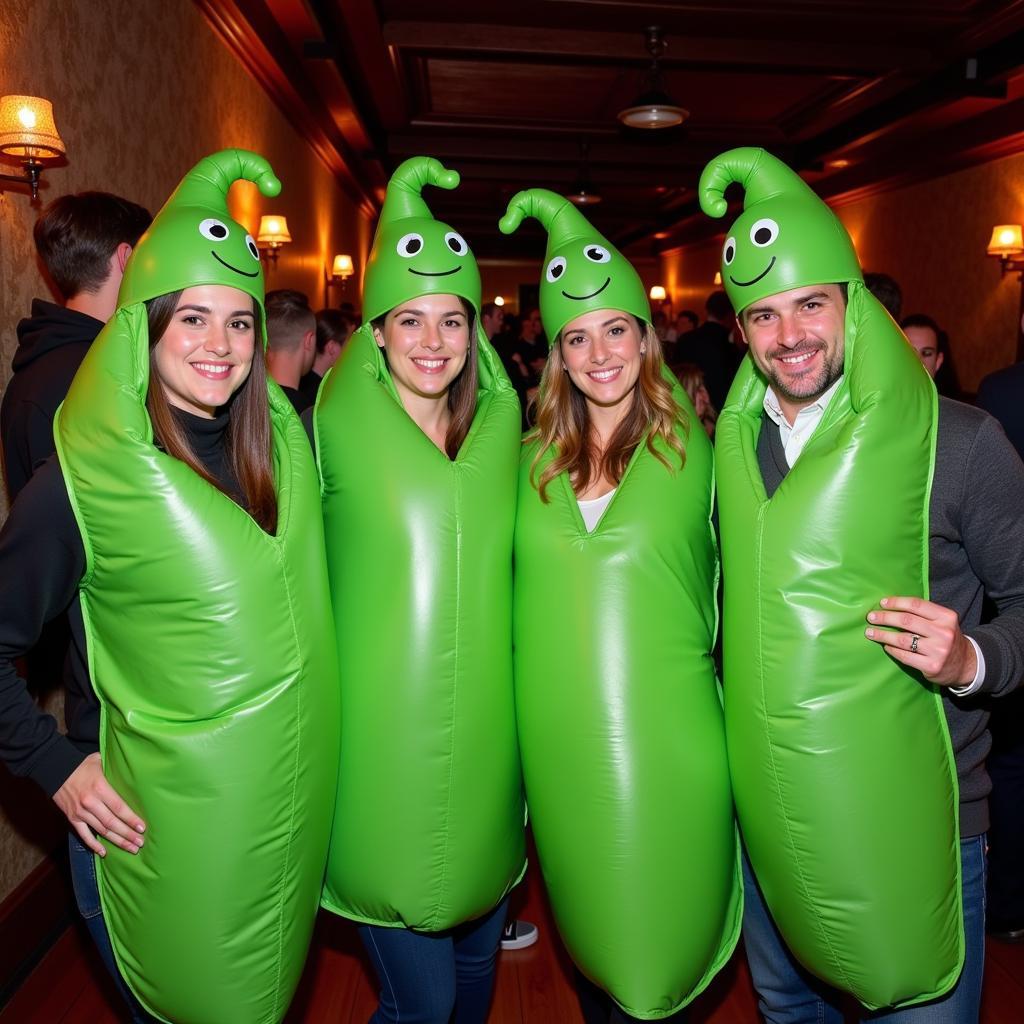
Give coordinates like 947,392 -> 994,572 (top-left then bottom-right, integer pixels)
0,95 -> 66,201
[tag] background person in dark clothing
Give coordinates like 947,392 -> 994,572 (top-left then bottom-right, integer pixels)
674,290 -> 739,412
976,322 -> 1024,944
265,288 -> 317,413
298,307 -> 353,408
1,191 -> 151,502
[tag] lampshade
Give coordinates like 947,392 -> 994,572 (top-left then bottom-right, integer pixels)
713,271 -> 723,285
331,253 -> 354,278
987,224 -> 1024,256
618,91 -> 689,130
257,215 -> 292,245
649,285 -> 667,302
0,95 -> 65,160
494,295 -> 505,307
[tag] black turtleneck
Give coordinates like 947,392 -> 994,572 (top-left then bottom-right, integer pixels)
0,407 -> 244,796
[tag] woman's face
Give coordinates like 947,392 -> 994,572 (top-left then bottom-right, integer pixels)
375,293 -> 470,405
559,308 -> 645,414
153,284 -> 256,418
693,381 -> 710,419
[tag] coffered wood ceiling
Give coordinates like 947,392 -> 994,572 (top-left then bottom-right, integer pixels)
198,0 -> 1024,259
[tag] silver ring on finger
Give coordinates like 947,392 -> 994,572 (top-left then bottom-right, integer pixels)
910,634 -> 920,654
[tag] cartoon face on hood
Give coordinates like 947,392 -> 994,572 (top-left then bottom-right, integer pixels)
118,149 -> 281,319
362,157 -> 481,324
698,147 -> 862,314
499,189 -> 648,344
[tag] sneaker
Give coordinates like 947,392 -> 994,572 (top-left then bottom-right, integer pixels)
987,917 -> 1024,943
501,918 -> 539,950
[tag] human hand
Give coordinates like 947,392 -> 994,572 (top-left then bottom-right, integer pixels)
53,753 -> 146,856
865,595 -> 977,687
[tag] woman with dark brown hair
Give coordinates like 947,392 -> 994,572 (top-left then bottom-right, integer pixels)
0,152 -> 338,1024
314,158 -> 526,1024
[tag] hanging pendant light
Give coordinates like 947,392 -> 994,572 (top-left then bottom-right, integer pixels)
618,27 -> 688,130
566,141 -> 602,206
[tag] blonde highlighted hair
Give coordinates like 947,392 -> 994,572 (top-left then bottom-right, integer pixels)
528,321 -> 689,502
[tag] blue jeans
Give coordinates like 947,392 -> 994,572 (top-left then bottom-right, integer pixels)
741,836 -> 986,1024
358,896 -> 509,1024
68,833 -> 159,1024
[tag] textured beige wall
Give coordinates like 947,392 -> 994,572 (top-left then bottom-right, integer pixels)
661,152 -> 1024,393
0,0 -> 372,904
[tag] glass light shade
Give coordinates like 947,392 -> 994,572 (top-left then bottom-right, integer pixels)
257,215 -> 292,245
494,295 -> 505,307
0,95 -> 65,160
331,253 -> 354,278
987,224 -> 1024,256
649,285 -> 667,302
713,271 -> 723,285
566,187 -> 602,206
618,91 -> 688,129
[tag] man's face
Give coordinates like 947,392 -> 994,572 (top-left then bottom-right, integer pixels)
482,308 -> 504,338
903,324 -> 943,379
740,283 -> 846,419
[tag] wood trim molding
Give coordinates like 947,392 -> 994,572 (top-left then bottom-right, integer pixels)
0,852 -> 73,1009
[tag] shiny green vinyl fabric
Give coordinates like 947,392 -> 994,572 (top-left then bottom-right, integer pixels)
513,405 -> 742,1019
54,152 -> 340,1024
315,322 -> 525,929
56,307 -> 339,1023
715,282 -> 962,1008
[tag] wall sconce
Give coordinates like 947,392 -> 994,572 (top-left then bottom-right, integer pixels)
713,271 -> 723,286
649,285 -> 667,302
0,95 -> 66,201
324,253 -> 354,305
256,215 -> 292,266
494,295 -> 505,307
987,224 -> 1024,277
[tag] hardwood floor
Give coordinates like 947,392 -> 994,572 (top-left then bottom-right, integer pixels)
2,860 -> 1022,1023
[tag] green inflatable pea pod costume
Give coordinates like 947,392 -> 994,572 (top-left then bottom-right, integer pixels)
701,147 -> 962,1009
55,150 -> 340,1024
501,189 -> 741,1019
315,157 -> 525,930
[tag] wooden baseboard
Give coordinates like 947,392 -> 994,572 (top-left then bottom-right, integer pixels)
0,850 -> 73,1008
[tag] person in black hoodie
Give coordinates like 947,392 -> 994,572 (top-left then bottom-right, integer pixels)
1,191 -> 151,502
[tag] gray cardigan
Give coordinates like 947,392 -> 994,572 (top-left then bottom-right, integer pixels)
756,396 -> 1024,837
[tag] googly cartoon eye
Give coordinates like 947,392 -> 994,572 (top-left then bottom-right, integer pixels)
750,218 -> 779,248
723,236 -> 737,265
397,232 -> 424,257
583,244 -> 610,263
199,218 -> 230,241
445,231 -> 468,255
244,235 -> 259,261
546,256 -> 567,282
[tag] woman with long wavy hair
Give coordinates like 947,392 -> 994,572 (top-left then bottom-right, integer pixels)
501,190 -> 741,1024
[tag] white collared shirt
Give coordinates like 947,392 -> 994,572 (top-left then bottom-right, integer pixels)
762,377 -> 843,468
762,377 -> 984,694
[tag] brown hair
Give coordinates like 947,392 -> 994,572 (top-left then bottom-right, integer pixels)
145,291 -> 278,534
34,191 -> 151,300
372,296 -> 479,460
529,320 -> 689,502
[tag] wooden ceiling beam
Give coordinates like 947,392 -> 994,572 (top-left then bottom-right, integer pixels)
381,21 -> 937,75
196,0 -> 380,217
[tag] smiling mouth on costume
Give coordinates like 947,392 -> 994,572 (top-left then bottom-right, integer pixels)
211,251 -> 260,278
409,266 -> 460,277
562,277 -> 610,301
730,257 -> 776,288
